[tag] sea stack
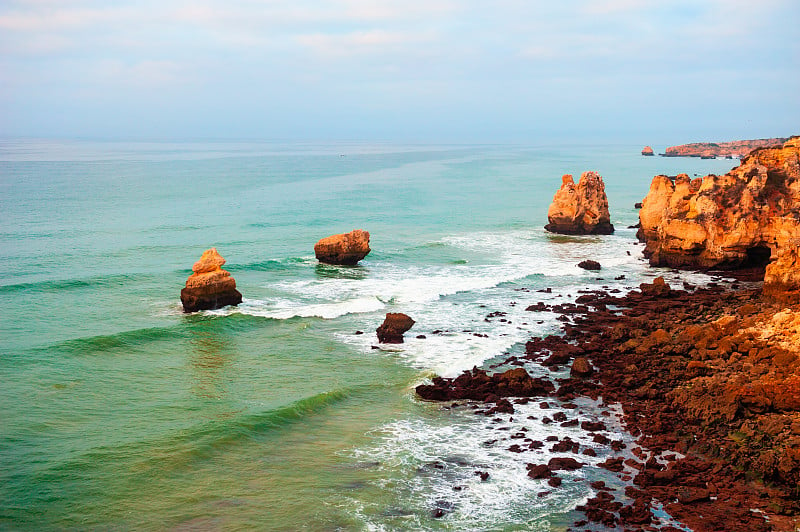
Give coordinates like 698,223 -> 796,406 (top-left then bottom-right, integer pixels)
638,136 -> 800,301
180,248 -> 243,312
376,313 -> 415,343
545,171 -> 614,235
641,146 -> 654,156
314,229 -> 371,265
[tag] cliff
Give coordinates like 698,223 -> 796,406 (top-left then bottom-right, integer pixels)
638,136 -> 800,301
664,138 -> 788,158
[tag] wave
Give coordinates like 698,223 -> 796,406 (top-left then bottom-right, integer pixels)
210,296 -> 385,320
0,273 -> 144,294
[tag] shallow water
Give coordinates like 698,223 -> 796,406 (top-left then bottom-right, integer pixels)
0,140 -> 736,530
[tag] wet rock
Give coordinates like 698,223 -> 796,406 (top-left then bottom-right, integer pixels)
376,313 -> 415,343
180,248 -> 243,312
314,229 -> 371,265
578,260 -> 601,271
570,357 -> 594,378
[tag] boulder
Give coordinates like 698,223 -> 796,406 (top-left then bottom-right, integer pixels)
638,137 -> 800,300
545,172 -> 614,235
180,248 -> 243,312
376,312 -> 415,343
571,357 -> 594,378
314,229 -> 371,265
641,146 -> 654,156
578,260 -> 601,271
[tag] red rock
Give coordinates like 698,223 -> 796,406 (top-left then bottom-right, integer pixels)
314,229 -> 371,265
642,146 -> 655,156
376,313 -> 414,343
180,248 -> 243,312
570,357 -> 594,378
664,138 -> 787,158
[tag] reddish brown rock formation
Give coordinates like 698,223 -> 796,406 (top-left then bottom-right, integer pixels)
664,137 -> 788,158
641,146 -> 654,156
376,312 -> 415,343
180,248 -> 243,312
314,229 -> 371,265
638,137 -> 800,301
415,367 -> 555,402
545,172 -> 614,235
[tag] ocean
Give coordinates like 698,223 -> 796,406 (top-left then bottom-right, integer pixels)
0,140 -> 737,530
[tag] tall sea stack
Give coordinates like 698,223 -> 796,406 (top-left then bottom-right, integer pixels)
180,248 -> 243,312
545,171 -> 614,235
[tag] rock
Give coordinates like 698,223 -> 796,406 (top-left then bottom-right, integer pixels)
314,229 -> 371,265
180,248 -> 243,313
376,313 -> 414,343
663,138 -> 788,158
578,260 -> 601,271
545,172 -> 615,235
415,367 -> 555,402
547,457 -> 584,471
634,202 -> 643,209
642,146 -> 654,156
638,137 -> 800,300
571,357 -> 594,378
639,276 -> 671,297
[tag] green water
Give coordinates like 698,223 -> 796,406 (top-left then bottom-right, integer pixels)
0,140 -> 737,530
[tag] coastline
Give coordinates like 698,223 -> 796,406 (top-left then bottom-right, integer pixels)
418,273 -> 800,531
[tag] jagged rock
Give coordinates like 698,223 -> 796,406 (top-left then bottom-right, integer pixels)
639,277 -> 671,298
578,260 -> 601,271
545,172 -> 614,235
180,248 -> 243,312
314,229 -> 371,265
641,146 -> 654,156
638,137 -> 800,301
415,367 -> 555,402
376,313 -> 415,343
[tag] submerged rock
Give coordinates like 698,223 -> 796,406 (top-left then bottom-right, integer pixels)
180,248 -> 242,312
314,229 -> 371,265
376,313 -> 415,343
545,172 -> 614,235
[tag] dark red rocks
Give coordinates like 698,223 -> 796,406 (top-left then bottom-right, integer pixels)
570,357 -> 593,378
376,313 -> 415,343
415,367 -> 555,402
578,260 -> 601,271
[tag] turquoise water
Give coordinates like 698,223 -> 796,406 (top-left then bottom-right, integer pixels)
0,140 -> 737,530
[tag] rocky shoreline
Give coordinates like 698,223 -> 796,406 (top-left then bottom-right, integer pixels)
663,138 -> 789,158
417,275 -> 800,531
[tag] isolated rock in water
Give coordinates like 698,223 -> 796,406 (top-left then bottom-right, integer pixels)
545,172 -> 614,235
180,248 -> 243,312
641,146 -> 654,156
314,229 -> 371,265
578,260 -> 601,271
376,313 -> 415,343
638,137 -> 800,301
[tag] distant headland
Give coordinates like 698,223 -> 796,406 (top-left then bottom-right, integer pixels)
662,137 -> 789,159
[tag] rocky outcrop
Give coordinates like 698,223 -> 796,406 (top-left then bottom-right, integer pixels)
314,229 -> 371,265
376,313 -> 415,343
664,138 -> 788,158
578,260 -> 601,271
545,172 -> 614,235
180,248 -> 243,312
638,137 -> 800,300
641,146 -> 654,156
415,367 -> 555,402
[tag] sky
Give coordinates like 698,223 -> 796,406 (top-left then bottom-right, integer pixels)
0,0 -> 798,142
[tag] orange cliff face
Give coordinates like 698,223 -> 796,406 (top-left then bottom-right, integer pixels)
638,137 -> 800,301
545,171 -> 614,235
180,248 -> 243,312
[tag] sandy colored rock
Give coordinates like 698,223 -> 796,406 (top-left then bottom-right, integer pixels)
545,171 -> 614,235
641,146 -> 654,156
314,229 -> 371,265
180,248 -> 242,312
638,137 -> 800,300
